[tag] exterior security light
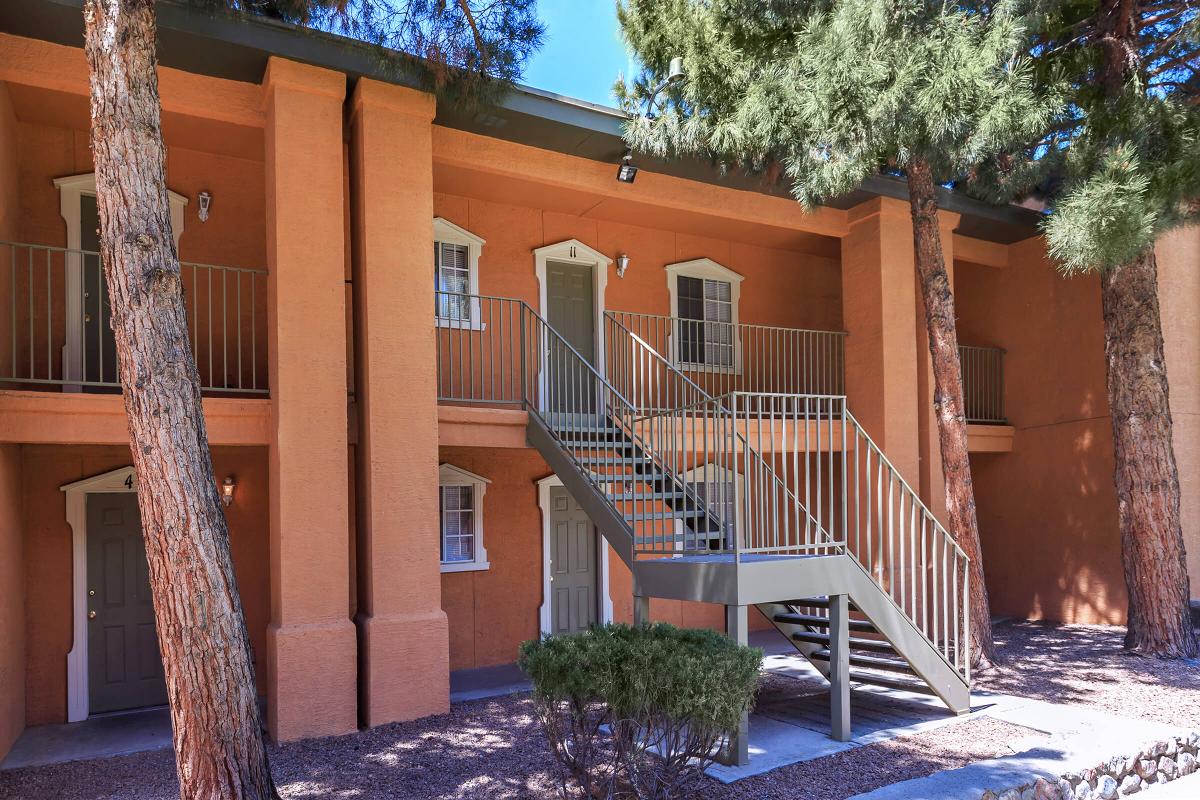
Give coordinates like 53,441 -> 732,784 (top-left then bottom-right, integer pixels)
616,254 -> 630,277
667,57 -> 685,85
198,191 -> 212,222
221,476 -> 236,507
616,149 -> 638,183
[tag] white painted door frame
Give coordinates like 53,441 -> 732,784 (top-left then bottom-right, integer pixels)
537,474 -> 613,636
61,464 -> 139,722
53,173 -> 187,386
533,239 -> 612,415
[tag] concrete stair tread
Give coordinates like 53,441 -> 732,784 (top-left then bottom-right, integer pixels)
789,631 -> 898,653
808,649 -> 914,674
774,611 -> 877,632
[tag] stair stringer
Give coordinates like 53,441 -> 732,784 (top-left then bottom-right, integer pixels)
838,559 -> 971,713
756,600 -> 832,680
526,413 -> 636,569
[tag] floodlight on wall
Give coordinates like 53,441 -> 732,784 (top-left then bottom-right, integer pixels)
616,254 -> 630,278
197,191 -> 212,222
616,149 -> 638,183
221,476 -> 236,507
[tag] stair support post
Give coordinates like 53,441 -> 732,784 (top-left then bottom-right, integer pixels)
633,593 -> 649,627
830,593 -> 851,742
724,604 -> 750,766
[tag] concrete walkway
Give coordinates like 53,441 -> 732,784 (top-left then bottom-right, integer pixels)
844,699 -> 1191,800
0,706 -> 172,771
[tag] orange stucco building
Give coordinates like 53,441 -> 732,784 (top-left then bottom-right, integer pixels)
1,1 -> 1198,762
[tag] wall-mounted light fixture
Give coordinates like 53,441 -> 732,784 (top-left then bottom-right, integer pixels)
616,254 -> 630,278
197,191 -> 212,222
616,149 -> 638,183
221,476 -> 236,508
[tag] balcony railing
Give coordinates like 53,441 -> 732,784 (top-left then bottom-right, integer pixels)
959,344 -> 1005,424
605,311 -> 846,398
1,241 -> 268,395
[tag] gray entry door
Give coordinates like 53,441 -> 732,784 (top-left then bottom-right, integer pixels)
80,194 -> 119,390
87,492 -> 169,714
549,486 -> 599,634
545,261 -> 596,413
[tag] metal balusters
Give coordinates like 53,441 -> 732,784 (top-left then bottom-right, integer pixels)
0,241 -> 267,393
959,344 -> 1006,423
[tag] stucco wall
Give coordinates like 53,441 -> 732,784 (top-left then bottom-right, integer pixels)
21,445 -> 270,726
956,243 -> 1125,624
0,444 -> 25,760
1157,226 -> 1200,599
0,82 -> 17,239
432,192 -> 843,331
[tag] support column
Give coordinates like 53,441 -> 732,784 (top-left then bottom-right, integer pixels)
841,198 -> 921,481
915,212 -> 961,523
1156,226 -> 1200,598
349,79 -> 449,727
633,593 -> 650,627
724,604 -> 749,766
828,594 -> 851,742
263,57 -> 357,741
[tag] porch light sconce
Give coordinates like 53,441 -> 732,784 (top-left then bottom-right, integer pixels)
616,149 -> 638,183
221,476 -> 236,508
616,254 -> 630,278
197,191 -> 212,222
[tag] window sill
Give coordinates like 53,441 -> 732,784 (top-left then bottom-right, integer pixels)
675,361 -> 741,376
436,318 -> 487,332
440,560 -> 491,573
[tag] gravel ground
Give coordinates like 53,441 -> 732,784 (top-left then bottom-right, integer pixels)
977,619 -> 1200,729
3,619 -> 1194,800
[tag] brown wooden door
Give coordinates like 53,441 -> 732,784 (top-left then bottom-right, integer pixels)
549,486 -> 598,634
545,261 -> 596,413
86,492 -> 168,714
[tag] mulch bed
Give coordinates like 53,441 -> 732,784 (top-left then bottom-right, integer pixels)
2,619 -> 1195,800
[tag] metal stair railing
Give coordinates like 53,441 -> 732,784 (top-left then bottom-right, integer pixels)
606,312 -> 971,683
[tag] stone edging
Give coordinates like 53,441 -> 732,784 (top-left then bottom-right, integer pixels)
981,731 -> 1200,799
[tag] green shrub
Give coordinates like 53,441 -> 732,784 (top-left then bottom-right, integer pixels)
519,623 -> 761,799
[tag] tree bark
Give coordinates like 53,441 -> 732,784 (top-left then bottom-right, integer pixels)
1100,252 -> 1198,658
82,1 -> 279,797
906,156 -> 997,666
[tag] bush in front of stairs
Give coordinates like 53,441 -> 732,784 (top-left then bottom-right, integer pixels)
519,622 -> 762,799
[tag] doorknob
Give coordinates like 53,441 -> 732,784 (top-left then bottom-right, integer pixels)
88,610 -> 97,620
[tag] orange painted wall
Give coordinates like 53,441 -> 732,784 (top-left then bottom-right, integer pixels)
0,82 -> 17,239
0,445 -> 24,759
21,445 -> 270,726
955,243 -> 1126,624
1156,226 -> 1200,597
432,191 -> 842,331
8,117 -> 267,390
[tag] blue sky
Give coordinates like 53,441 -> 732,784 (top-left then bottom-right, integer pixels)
521,1 -> 633,107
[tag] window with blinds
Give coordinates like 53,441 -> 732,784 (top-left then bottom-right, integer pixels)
435,241 -> 471,321
677,275 -> 734,367
439,484 -> 475,564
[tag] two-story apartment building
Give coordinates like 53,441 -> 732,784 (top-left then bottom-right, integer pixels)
0,0 -> 1197,765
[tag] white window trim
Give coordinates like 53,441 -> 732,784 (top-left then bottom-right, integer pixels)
537,474 -> 613,636
433,217 -> 486,331
61,464 -> 140,723
665,258 -> 745,375
680,463 -> 744,551
55,173 -> 187,386
438,463 -> 491,573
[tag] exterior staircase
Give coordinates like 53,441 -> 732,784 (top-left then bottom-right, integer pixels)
438,292 -> 973,761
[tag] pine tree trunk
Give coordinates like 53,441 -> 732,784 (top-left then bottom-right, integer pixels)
1100,252 -> 1198,658
82,1 -> 279,797
906,156 -> 996,666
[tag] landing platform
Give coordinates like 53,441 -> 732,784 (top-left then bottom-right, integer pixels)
633,551 -> 850,606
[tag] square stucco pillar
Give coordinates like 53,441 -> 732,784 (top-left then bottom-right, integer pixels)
1156,225 -> 1200,597
349,79 -> 449,727
915,212 -> 961,524
841,197 -> 920,481
263,57 -> 357,741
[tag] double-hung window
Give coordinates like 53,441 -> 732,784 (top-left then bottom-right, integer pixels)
438,464 -> 490,573
666,259 -> 744,371
433,217 -> 485,329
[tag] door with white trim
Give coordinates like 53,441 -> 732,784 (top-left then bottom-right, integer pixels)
548,486 -> 598,634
